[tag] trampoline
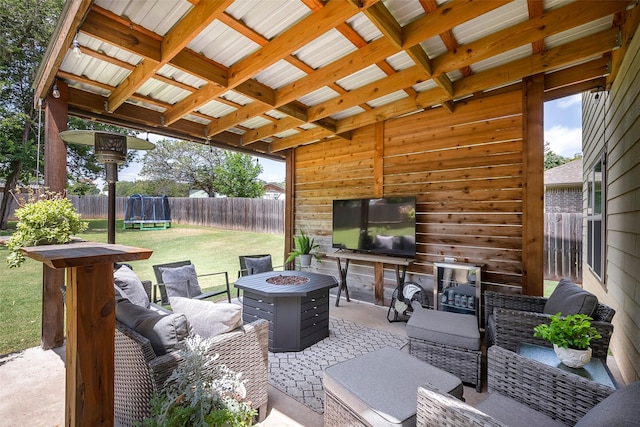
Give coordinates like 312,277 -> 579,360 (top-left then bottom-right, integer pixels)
123,194 -> 171,230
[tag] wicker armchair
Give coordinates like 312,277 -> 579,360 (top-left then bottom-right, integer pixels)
484,291 -> 615,360
417,345 -> 617,427
114,318 -> 269,427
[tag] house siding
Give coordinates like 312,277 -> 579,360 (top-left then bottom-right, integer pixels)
582,24 -> 640,383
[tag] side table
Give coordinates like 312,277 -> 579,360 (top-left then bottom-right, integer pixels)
518,343 -> 618,389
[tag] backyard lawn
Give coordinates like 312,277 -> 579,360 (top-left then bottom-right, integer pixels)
0,220 -> 284,355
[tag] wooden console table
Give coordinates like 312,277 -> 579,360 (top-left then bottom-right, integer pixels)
21,242 -> 152,427
324,251 -> 415,306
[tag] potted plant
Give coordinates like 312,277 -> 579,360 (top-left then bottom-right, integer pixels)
141,336 -> 256,427
533,313 -> 602,368
285,229 -> 320,268
5,188 -> 88,268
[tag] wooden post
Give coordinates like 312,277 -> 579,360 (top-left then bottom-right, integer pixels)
21,242 -> 152,426
522,75 -> 545,296
42,81 -> 68,349
285,149 -> 295,270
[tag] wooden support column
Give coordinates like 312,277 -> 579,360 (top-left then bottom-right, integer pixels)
22,242 -> 152,427
522,75 -> 544,296
373,122 -> 385,305
284,149 -> 295,270
41,81 -> 69,349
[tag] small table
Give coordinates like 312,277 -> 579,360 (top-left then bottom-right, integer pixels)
518,343 -> 618,389
235,270 -> 337,352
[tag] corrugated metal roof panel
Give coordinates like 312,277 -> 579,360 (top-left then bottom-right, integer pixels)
346,12 -> 383,42
545,15 -> 613,49
226,0 -> 311,40
385,51 -> 415,72
419,36 -> 448,59
254,60 -> 306,89
330,105 -> 365,120
274,129 -> 300,138
198,101 -> 237,118
157,65 -> 206,89
367,90 -> 408,108
222,91 -> 253,106
471,45 -> 532,74
385,0 -> 425,26
127,99 -> 166,113
297,87 -> 340,107
137,79 -> 190,106
192,21 -> 260,67
294,29 -> 357,69
453,2 -> 528,45
298,123 -> 317,131
184,114 -> 211,125
336,65 -> 386,91
239,116 -> 273,129
412,79 -> 438,92
265,110 -> 288,120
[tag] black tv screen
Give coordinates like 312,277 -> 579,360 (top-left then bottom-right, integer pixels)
332,196 -> 416,257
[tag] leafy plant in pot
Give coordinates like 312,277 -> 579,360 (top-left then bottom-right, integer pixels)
5,188 -> 88,268
533,313 -> 602,368
285,229 -> 319,268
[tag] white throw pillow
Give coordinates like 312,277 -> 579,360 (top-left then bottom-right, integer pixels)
169,296 -> 242,338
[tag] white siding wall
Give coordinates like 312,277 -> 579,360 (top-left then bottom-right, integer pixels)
582,25 -> 640,383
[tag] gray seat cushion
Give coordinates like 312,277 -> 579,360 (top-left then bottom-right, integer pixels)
476,393 -> 566,427
115,298 -> 189,356
324,347 -> 463,427
406,308 -> 480,350
159,264 -> 203,299
244,255 -> 273,274
574,380 -> 640,427
543,278 -> 598,317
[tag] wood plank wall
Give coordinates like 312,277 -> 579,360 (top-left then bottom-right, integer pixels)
293,89 -> 525,302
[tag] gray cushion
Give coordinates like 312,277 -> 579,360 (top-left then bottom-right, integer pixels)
160,264 -> 202,299
169,296 -> 242,338
244,256 -> 273,275
543,278 -> 598,317
574,381 -> 640,427
324,347 -> 463,427
476,393 -> 565,427
406,308 -> 480,350
115,298 -> 189,356
114,265 -> 149,308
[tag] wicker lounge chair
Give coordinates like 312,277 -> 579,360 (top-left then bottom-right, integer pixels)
416,345 -> 620,427
114,317 -> 269,427
484,289 -> 615,360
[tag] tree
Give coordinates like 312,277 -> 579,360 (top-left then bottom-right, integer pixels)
0,0 -> 64,229
544,141 -> 569,170
114,180 -> 189,197
214,152 -> 264,198
140,139 -> 223,196
68,179 -> 100,196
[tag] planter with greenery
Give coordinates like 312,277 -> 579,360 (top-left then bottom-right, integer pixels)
533,313 -> 602,368
5,188 -> 88,268
141,335 -> 256,427
285,229 -> 320,267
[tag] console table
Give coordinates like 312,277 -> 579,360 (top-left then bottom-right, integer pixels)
324,251 -> 415,306
21,242 -> 152,426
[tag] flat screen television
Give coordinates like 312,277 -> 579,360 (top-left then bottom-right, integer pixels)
332,196 -> 416,257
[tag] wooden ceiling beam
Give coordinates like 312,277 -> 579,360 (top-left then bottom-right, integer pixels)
430,0 -> 628,77
271,128 -> 340,152
363,2 -> 402,49
109,0 -> 231,113
527,0 -> 545,54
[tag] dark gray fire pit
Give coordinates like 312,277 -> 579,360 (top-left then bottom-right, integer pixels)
234,270 -> 338,352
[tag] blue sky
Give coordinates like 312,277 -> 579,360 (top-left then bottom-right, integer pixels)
116,94 -> 582,184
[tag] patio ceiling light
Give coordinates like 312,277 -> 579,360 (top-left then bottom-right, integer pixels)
72,32 -> 81,58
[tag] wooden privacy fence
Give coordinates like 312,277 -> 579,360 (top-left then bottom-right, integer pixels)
544,212 -> 582,283
4,195 -> 284,234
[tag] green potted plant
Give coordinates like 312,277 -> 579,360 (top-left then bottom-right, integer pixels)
285,229 -> 320,268
141,336 -> 256,427
533,313 -> 602,368
5,188 -> 88,268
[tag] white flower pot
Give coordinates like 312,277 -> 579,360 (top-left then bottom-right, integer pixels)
299,254 -> 312,268
553,344 -> 592,368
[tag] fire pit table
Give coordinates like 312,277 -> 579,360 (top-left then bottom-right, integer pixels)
235,270 -> 338,352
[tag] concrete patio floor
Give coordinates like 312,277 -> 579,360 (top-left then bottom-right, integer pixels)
0,295 -> 623,426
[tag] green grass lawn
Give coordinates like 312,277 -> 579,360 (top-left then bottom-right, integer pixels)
0,220 -> 284,355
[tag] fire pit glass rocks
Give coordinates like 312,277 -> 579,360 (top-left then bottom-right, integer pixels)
266,275 -> 310,285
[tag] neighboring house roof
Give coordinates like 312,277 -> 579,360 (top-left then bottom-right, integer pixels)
263,183 -> 285,194
544,159 -> 583,188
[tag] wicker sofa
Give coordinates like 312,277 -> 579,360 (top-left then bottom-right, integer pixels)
484,285 -> 615,360
416,345 -> 623,426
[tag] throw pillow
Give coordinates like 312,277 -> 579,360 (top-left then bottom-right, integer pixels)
244,255 -> 273,275
169,296 -> 242,338
543,278 -> 598,317
160,264 -> 203,299
114,265 -> 150,308
116,298 -> 190,356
